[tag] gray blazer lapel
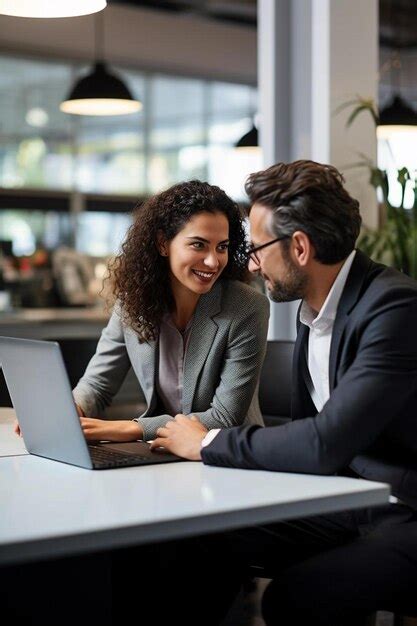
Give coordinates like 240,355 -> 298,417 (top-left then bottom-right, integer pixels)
126,331 -> 157,407
182,281 -> 222,414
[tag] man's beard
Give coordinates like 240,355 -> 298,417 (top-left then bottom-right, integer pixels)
268,258 -> 307,303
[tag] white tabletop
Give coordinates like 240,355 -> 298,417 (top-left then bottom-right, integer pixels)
0,408 -> 28,457
0,409 -> 390,567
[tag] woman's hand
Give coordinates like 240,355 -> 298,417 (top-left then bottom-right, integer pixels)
150,414 -> 208,460
80,418 -> 143,442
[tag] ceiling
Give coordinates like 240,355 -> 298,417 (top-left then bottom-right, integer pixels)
108,0 -> 257,27
109,0 -> 417,49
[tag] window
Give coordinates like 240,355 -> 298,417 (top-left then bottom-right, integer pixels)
0,210 -> 72,256
76,211 -> 132,256
378,132 -> 417,208
0,53 -> 257,256
0,56 -> 73,190
74,68 -> 146,195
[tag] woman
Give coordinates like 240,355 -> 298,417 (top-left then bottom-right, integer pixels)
73,180 -> 269,442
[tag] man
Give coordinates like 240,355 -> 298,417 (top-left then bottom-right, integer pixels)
151,160 -> 417,625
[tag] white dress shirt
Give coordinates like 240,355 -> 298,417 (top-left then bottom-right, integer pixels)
300,250 -> 356,412
201,250 -> 357,449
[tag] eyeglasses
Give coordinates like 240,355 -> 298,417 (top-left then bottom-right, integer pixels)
247,235 -> 289,265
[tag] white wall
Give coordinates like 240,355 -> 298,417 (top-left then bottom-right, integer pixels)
328,0 -> 379,229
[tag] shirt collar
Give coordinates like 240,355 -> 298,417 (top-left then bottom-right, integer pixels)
162,312 -> 194,334
300,250 -> 356,332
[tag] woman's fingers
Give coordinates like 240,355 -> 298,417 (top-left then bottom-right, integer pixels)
13,420 -> 21,437
80,417 -> 104,439
174,413 -> 200,423
149,438 -> 165,450
174,413 -> 190,422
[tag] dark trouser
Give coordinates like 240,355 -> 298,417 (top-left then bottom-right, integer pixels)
208,502 -> 417,626
262,520 -> 417,626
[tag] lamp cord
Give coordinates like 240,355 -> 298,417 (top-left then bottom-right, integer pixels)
94,10 -> 104,63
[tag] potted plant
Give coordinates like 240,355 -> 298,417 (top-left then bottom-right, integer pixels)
336,96 -> 417,279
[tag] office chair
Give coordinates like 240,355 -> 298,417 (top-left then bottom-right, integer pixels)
53,338 -> 99,388
259,340 -> 294,426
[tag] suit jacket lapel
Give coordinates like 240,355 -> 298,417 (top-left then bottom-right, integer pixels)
182,281 -> 222,414
292,318 -> 316,419
328,250 -> 373,391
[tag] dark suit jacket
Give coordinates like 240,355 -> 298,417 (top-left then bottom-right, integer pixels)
202,251 -> 417,509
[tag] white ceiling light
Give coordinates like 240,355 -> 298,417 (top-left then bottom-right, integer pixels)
60,11 -> 142,116
26,107 -> 49,128
60,63 -> 142,116
0,0 -> 106,18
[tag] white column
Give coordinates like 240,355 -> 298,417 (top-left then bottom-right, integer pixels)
258,0 -> 378,340
258,0 -> 298,340
258,0 -> 291,165
311,0 -> 379,229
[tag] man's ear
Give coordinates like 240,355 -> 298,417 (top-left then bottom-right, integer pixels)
291,231 -> 313,267
157,231 -> 168,256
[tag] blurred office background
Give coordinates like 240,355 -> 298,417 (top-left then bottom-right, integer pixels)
0,4 -> 416,623
0,0 -> 416,406
0,1 -> 259,277
0,0 -> 416,305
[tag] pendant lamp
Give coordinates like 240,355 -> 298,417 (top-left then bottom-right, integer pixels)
377,95 -> 417,139
60,12 -> 142,116
377,43 -> 417,140
0,0 -> 106,18
235,124 -> 258,150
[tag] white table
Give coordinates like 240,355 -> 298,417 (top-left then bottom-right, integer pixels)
0,408 -> 390,567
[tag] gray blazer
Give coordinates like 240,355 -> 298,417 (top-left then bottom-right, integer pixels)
73,279 -> 270,440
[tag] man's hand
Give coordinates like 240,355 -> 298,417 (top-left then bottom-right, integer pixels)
80,418 -> 143,442
150,414 -> 208,460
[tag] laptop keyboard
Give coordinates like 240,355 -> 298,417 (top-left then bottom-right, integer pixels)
88,445 -> 149,469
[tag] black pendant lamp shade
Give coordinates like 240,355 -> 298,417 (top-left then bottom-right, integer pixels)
378,95 -> 417,138
235,124 -> 258,148
60,62 -> 142,116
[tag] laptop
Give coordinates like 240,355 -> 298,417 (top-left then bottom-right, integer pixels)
0,335 -> 182,469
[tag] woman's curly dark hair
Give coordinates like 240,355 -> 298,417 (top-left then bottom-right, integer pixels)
107,180 -> 249,342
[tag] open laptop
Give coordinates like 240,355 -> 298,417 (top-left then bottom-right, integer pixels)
0,335 -> 181,469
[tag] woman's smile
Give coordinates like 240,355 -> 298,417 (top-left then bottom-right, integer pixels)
191,269 -> 217,283
165,211 -> 230,296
